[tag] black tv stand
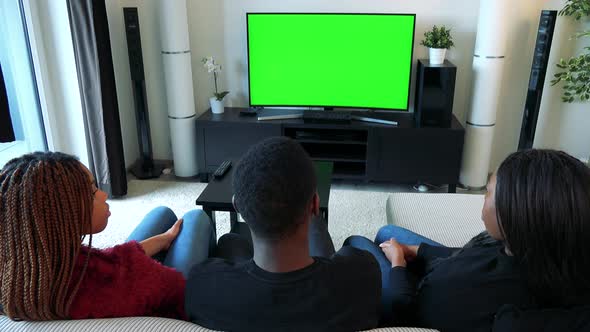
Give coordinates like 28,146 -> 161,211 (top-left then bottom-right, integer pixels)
196,107 -> 464,192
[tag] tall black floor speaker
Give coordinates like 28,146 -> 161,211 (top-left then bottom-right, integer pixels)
123,7 -> 162,179
414,59 -> 457,128
518,10 -> 557,151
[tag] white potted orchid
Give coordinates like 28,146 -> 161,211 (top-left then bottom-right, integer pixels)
202,56 -> 229,114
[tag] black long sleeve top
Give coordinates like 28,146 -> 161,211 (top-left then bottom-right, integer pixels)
389,243 -> 533,332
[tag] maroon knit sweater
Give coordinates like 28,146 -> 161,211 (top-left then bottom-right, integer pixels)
69,241 -> 186,320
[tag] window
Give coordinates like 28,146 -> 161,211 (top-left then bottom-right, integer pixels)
0,0 -> 46,168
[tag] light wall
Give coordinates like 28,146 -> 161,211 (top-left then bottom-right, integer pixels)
105,0 -> 589,170
533,0 -> 590,162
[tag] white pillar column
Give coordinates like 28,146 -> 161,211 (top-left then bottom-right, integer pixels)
460,0 -> 512,188
159,0 -> 198,177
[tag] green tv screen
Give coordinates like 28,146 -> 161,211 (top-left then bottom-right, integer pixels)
247,13 -> 416,110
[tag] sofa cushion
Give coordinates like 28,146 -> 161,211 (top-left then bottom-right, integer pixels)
386,193 -> 485,247
0,316 -> 438,332
0,316 -> 215,332
492,304 -> 590,332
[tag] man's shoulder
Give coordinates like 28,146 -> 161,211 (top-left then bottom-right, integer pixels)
188,258 -> 249,279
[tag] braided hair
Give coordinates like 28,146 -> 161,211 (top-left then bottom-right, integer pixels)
0,152 -> 93,320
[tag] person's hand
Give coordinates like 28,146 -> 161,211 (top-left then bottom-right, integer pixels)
379,238 -> 407,268
400,244 -> 419,262
139,218 -> 184,257
162,218 -> 183,250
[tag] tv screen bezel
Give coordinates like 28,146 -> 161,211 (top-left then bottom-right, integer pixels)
246,12 -> 416,112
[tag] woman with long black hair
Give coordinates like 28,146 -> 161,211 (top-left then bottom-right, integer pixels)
346,149 -> 590,331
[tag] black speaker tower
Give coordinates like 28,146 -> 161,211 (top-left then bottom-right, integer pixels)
414,59 -> 457,128
123,7 -> 162,179
518,10 -> 557,151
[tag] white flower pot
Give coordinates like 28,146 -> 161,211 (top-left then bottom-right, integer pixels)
429,48 -> 447,65
209,97 -> 225,114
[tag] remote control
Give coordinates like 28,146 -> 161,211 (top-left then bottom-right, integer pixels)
213,160 -> 232,178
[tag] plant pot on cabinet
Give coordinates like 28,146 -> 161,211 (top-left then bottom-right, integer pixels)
429,48 -> 447,65
209,97 -> 224,114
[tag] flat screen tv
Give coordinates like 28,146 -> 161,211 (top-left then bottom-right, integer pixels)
247,13 -> 416,111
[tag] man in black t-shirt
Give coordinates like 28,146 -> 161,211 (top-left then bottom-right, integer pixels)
185,137 -> 381,332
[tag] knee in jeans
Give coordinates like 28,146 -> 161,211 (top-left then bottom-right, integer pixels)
183,210 -> 213,228
375,225 -> 400,243
343,235 -> 373,247
152,206 -> 177,218
218,232 -> 243,245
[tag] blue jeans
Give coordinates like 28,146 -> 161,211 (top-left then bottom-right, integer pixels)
127,206 -> 215,278
343,225 -> 443,323
374,225 -> 442,247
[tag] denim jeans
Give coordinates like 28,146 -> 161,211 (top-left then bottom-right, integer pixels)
344,225 -> 443,323
127,206 -> 215,278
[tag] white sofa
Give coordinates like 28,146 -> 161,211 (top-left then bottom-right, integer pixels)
0,317 -> 437,332
0,193 -> 484,332
385,192 -> 485,247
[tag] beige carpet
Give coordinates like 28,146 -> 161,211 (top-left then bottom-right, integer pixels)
91,179 -> 399,249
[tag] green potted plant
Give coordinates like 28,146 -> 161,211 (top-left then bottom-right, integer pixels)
550,0 -> 590,103
202,56 -> 229,114
420,25 -> 455,65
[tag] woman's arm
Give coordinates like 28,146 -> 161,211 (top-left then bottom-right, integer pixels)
417,243 -> 461,261
140,219 -> 183,257
380,239 -> 419,324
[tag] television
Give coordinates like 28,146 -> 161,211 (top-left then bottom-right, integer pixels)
247,13 -> 416,111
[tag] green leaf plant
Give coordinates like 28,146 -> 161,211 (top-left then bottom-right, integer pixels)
420,25 -> 455,49
550,0 -> 590,103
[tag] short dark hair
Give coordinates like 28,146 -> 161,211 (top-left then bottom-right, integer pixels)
232,137 -> 317,240
495,149 -> 590,306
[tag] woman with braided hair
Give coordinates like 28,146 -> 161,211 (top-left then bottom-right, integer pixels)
0,152 -> 214,321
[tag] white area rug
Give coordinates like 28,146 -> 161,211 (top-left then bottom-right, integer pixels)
91,180 -> 394,249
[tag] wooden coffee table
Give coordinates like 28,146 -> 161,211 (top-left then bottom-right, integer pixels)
195,161 -> 333,237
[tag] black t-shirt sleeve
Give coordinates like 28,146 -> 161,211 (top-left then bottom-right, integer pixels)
185,258 -> 236,322
389,266 -> 417,324
333,246 -> 382,305
333,246 -> 381,281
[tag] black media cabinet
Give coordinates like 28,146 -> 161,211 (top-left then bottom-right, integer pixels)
195,108 -> 465,192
